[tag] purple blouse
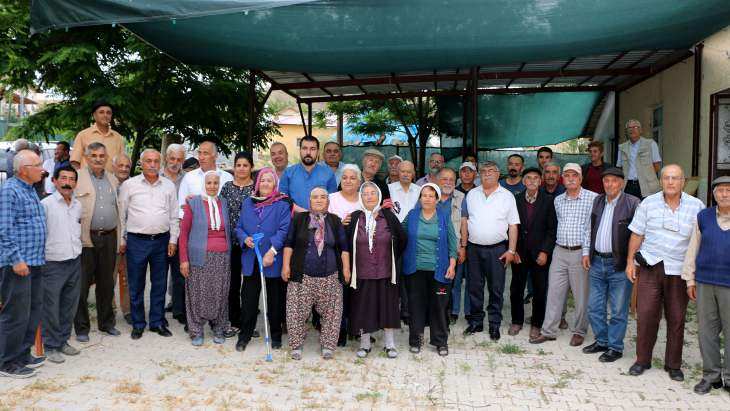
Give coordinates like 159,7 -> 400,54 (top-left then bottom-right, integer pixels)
355,212 -> 393,280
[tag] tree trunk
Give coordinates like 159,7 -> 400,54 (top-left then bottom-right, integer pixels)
130,127 -> 146,176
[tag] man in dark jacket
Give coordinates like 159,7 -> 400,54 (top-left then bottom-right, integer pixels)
581,167 -> 640,362
509,168 -> 557,339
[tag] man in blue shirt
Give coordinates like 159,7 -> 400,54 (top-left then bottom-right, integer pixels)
0,149 -> 47,379
499,154 -> 526,195
279,136 -> 337,212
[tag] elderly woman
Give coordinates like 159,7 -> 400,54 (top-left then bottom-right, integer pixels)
328,164 -> 362,223
402,183 -> 457,356
234,167 -> 291,352
220,151 -> 256,334
346,182 -> 406,358
179,171 -> 232,346
282,187 -> 350,360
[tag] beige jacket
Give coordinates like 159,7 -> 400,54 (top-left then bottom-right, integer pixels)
618,137 -> 661,197
75,167 -> 122,250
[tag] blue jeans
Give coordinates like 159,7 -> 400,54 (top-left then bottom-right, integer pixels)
587,255 -> 632,352
126,232 -> 169,329
450,262 -> 471,316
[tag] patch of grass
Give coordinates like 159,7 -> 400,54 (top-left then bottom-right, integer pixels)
537,348 -> 549,356
353,357 -> 365,365
113,380 -> 143,395
651,357 -> 664,369
459,361 -> 472,373
499,343 -> 526,355
355,391 -> 382,402
552,369 -> 582,389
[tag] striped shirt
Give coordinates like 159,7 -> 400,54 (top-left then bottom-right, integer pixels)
628,191 -> 704,276
0,177 -> 47,267
584,193 -> 620,255
554,188 -> 598,248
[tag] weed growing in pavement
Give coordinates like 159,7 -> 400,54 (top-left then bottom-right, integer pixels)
500,343 -> 526,355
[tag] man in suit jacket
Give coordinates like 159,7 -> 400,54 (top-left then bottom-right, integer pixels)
509,168 -> 557,339
581,167 -> 640,362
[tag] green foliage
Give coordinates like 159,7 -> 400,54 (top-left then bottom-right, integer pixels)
1,0 -> 278,168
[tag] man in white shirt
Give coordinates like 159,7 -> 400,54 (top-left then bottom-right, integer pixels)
388,160 -> 420,222
177,141 -> 233,217
41,165 -> 83,364
461,161 -> 520,341
119,149 -> 179,340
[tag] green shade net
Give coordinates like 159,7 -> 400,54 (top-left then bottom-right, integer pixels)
31,0 -> 730,74
438,92 -> 602,149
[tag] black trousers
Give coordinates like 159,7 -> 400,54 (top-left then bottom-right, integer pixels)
168,249 -> 185,318
406,270 -> 450,348
625,180 -> 642,199
466,242 -> 507,329
75,231 -> 117,335
239,263 -> 286,344
397,255 -> 409,319
229,245 -> 243,329
510,257 -> 548,327
0,265 -> 43,367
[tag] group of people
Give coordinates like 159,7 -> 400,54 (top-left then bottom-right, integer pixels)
0,104 -> 728,397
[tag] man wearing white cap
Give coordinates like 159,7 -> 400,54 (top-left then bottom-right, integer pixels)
531,163 -> 598,346
386,155 -> 402,184
456,162 -> 478,194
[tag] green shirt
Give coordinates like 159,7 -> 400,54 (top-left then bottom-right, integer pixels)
404,211 -> 457,272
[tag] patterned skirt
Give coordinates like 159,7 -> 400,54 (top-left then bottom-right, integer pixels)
185,252 -> 230,338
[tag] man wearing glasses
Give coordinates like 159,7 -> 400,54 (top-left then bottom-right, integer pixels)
0,150 -> 47,378
616,119 -> 662,199
625,164 -> 704,382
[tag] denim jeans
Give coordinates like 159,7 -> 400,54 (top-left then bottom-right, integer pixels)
126,233 -> 169,329
587,255 -> 632,352
450,262 -> 471,316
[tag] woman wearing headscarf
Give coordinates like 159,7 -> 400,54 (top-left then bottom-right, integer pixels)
346,181 -> 407,358
328,164 -> 362,224
234,167 -> 291,352
179,171 -> 232,346
282,187 -> 350,360
402,183 -> 457,356
220,151 -> 256,335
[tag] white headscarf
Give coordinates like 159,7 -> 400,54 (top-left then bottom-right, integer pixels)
357,181 -> 382,253
203,171 -> 222,231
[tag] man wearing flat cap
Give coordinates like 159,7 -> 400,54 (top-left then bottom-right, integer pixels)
360,148 -> 391,203
70,100 -> 126,173
683,175 -> 730,395
581,167 -> 640,363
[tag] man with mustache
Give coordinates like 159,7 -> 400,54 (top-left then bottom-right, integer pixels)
70,100 -> 126,173
500,154 -> 526,195
118,149 -> 179,340
279,135 -> 337,212
74,142 -> 123,342
416,152 -> 445,186
40,166 -> 83,363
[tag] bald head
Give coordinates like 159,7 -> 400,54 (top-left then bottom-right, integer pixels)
198,141 -> 218,172
13,150 -> 43,184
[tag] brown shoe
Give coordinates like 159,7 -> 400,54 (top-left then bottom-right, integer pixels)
529,326 -> 540,340
569,334 -> 585,346
529,334 -> 556,344
508,324 -> 522,336
559,318 -> 569,330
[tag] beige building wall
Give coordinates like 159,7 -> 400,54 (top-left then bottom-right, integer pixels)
619,25 -> 730,202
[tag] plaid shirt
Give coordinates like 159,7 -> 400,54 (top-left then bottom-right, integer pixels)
0,177 -> 46,267
554,188 -> 598,248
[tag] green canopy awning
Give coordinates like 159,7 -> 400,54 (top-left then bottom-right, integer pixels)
31,0 -> 730,74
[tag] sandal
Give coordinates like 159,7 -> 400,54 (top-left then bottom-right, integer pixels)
224,327 -> 239,339
356,348 -> 371,358
437,346 -> 449,356
384,347 -> 398,358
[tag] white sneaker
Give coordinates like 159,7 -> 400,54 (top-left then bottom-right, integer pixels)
46,350 -> 65,364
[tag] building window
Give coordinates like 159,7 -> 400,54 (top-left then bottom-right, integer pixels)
652,105 -> 663,151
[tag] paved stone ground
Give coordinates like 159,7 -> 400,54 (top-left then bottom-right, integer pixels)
1,269 -> 728,410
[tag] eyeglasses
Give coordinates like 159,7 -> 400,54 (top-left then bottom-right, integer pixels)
22,163 -> 43,168
661,176 -> 684,182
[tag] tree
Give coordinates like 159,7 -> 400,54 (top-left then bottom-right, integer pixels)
1,0 -> 278,170
315,97 -> 439,176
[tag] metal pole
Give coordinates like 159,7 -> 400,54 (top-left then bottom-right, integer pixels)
613,91 -> 621,165
337,112 -> 344,145
462,94 -> 468,158
471,67 -> 479,155
691,43 -> 703,177
247,71 -> 256,152
307,101 -> 313,136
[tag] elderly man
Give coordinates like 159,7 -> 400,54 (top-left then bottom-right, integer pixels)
581,167 -> 639,362
626,164 -> 704,381
541,162 -> 566,196
279,136 -> 337,212
0,150 -> 46,378
416,152 -> 445,186
119,149 -> 179,340
461,161 -> 520,340
41,166 -> 83,363
270,141 -> 289,179
42,141 -> 71,194
177,141 -> 233,217
70,100 -> 126,172
500,154 -> 526,195
683,176 -> 730,394
389,160 -> 420,222
112,154 -> 132,184
74,142 -> 122,342
510,168 -> 557,338
161,143 -> 187,325
360,148 -> 391,202
617,119 -> 661,199
321,141 -> 346,185
386,155 -> 402,184
582,141 -> 611,194
5,139 -> 30,179
531,163 -> 598,346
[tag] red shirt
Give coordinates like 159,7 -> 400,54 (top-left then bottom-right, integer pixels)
582,164 -> 605,194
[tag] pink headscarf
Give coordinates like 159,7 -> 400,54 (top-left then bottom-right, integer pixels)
252,167 -> 288,208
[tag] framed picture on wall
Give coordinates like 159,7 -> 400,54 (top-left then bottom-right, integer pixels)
717,99 -> 730,169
